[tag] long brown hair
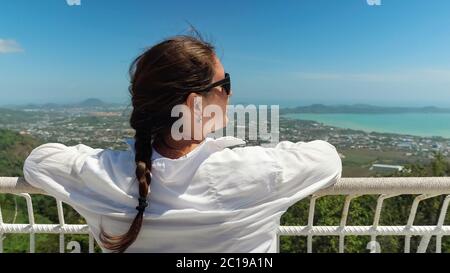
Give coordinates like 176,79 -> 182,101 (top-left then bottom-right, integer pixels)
99,34 -> 217,252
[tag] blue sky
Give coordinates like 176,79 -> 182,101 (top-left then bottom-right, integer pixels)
1,0 -> 450,107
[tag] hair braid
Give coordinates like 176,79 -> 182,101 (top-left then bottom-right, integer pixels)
99,128 -> 153,253
98,32 -> 216,252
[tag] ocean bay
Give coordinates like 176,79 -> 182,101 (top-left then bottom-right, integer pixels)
283,113 -> 450,138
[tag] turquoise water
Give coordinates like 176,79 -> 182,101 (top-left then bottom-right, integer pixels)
283,113 -> 450,138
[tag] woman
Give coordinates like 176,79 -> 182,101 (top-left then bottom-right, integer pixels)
23,35 -> 342,253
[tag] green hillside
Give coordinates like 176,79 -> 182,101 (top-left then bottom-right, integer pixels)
280,153 -> 450,252
0,129 -> 96,252
1,128 -> 449,252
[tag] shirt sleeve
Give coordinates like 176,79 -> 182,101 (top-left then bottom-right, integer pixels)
207,140 -> 342,211
22,142 -> 103,205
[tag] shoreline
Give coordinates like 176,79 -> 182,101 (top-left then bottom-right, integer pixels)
282,113 -> 450,140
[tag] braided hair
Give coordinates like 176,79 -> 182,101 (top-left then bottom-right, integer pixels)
99,34 -> 216,252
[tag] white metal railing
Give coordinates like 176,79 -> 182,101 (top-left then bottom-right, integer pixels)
1,176 -> 450,253
0,177 -> 94,253
277,177 -> 450,253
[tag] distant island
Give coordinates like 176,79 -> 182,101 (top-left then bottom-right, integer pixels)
2,98 -> 124,110
281,104 -> 450,114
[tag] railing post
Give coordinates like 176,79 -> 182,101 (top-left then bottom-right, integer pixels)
435,195 -> 450,253
56,200 -> 65,253
89,232 -> 95,253
339,195 -> 360,253
17,193 -> 36,253
0,202 -> 3,253
307,195 -> 320,253
370,194 -> 399,253
405,194 -> 440,253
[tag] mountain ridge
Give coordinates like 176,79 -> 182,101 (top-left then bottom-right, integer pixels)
281,104 -> 450,114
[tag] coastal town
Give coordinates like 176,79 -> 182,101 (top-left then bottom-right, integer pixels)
1,101 -> 449,176
279,117 -> 450,158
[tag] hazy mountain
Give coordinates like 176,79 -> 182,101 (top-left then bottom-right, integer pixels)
2,98 -> 123,110
281,104 -> 450,114
74,98 -> 107,107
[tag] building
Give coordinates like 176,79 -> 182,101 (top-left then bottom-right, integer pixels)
370,163 -> 404,172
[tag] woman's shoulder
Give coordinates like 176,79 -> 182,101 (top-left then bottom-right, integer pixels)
27,142 -> 109,161
199,139 -> 342,210
199,138 -> 341,189
24,142 -> 104,174
24,141 -> 135,187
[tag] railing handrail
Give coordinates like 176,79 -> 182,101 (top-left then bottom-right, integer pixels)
318,177 -> 450,195
0,177 -> 45,194
2,176 -> 450,195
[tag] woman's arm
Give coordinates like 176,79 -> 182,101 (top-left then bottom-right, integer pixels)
205,140 -> 342,210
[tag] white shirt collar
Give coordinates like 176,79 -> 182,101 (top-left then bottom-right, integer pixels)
123,136 -> 245,183
123,136 -> 246,155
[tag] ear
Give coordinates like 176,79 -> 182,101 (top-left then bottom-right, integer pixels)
185,92 -> 201,111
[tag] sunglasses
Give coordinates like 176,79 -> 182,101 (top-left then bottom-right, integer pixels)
199,73 -> 231,95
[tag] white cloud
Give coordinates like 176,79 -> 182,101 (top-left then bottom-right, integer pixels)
0,39 -> 24,54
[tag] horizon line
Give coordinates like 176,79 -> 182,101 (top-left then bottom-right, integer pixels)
2,98 -> 450,109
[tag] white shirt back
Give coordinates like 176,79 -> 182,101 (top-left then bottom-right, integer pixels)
23,136 -> 342,253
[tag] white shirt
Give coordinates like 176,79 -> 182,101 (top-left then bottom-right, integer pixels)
23,136 -> 342,253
